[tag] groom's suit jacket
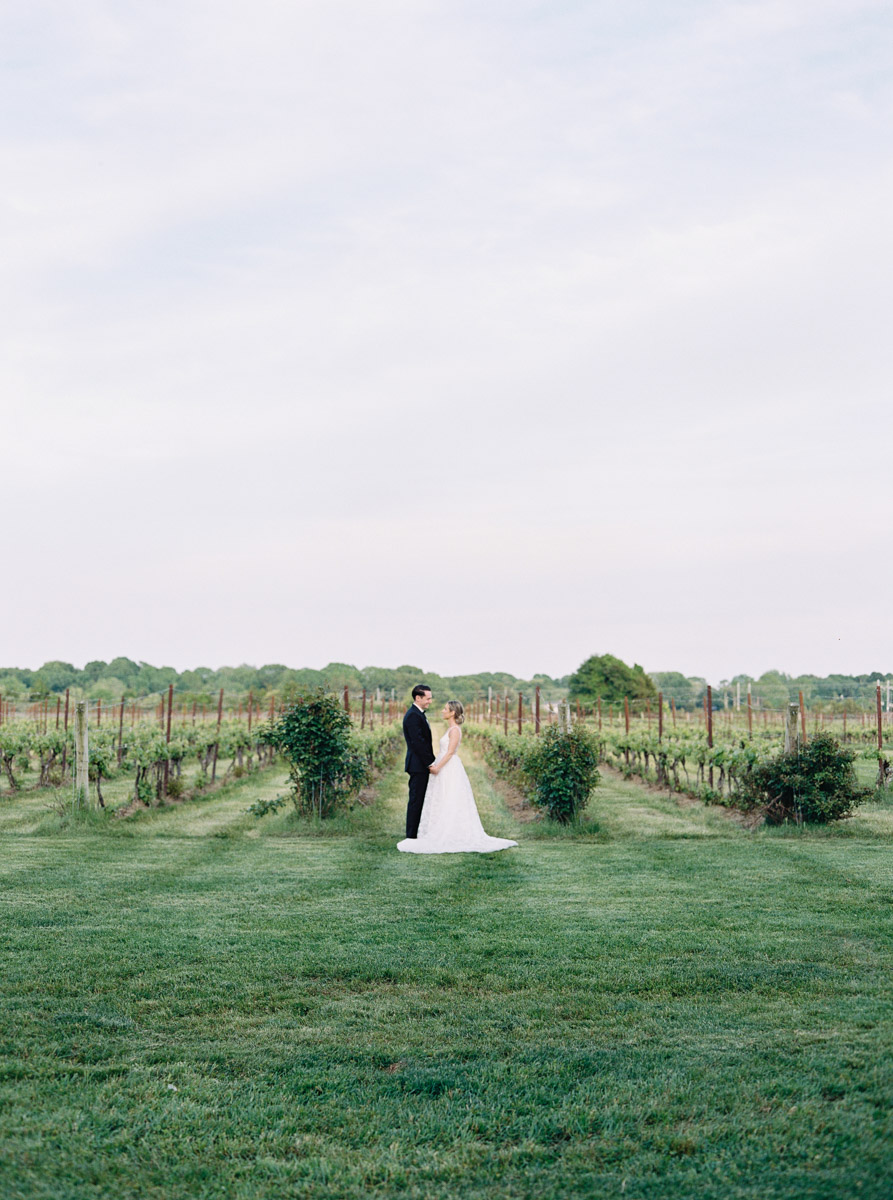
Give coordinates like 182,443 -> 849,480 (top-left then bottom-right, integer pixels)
403,704 -> 435,774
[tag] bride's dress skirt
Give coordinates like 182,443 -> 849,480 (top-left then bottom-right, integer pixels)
397,750 -> 517,855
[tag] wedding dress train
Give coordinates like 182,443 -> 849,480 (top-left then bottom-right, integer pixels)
397,728 -> 518,855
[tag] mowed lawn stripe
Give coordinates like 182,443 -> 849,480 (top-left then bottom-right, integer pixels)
1,749 -> 892,1198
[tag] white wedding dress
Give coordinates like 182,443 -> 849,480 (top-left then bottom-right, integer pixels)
397,727 -> 518,855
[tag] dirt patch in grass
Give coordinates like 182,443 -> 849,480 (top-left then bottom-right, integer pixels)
486,772 -> 543,824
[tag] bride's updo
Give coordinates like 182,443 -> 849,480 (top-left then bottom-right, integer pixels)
446,700 -> 464,725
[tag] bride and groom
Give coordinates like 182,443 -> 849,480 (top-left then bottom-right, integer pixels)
397,684 -> 517,855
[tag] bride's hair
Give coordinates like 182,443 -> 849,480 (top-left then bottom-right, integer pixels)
446,700 -> 464,725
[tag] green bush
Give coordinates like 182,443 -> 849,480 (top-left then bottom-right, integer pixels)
740,732 -> 870,824
247,794 -> 288,818
523,725 -> 601,823
260,691 -> 367,818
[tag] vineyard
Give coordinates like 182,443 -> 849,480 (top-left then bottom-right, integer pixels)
0,690 -> 403,815
4,681 -> 892,821
455,681 -> 893,833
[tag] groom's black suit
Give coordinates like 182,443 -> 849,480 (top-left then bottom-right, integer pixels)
403,703 -> 435,838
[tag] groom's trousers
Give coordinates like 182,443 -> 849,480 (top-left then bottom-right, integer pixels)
406,772 -> 430,838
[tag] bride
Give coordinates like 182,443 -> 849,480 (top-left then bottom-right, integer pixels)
397,701 -> 518,855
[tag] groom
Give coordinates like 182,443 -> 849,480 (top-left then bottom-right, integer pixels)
403,684 -> 435,838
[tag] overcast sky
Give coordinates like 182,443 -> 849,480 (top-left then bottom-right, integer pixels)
3,0 -> 892,682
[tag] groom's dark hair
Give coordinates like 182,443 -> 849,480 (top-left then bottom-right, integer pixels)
411,684 -> 432,700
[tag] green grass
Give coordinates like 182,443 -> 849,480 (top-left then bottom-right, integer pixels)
1,733 -> 892,1198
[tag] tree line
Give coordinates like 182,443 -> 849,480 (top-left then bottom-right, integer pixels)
2,654 -> 890,712
0,657 -> 570,707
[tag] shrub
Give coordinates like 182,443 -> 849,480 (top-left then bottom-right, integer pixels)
260,691 -> 367,818
166,777 -> 186,799
523,725 -> 600,823
740,732 -> 870,824
247,794 -> 288,818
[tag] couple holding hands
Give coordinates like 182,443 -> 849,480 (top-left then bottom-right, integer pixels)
397,684 -> 517,856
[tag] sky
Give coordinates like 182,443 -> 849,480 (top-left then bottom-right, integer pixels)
3,0 -> 892,683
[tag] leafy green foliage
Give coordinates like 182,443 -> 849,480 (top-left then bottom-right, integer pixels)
0,726 -> 29,790
260,691 -> 368,818
522,724 -> 601,822
246,793 -> 288,817
467,725 -> 600,823
0,716 -> 278,811
568,653 -> 657,706
739,732 -> 871,824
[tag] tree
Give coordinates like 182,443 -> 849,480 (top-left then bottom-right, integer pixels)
106,657 -> 141,689
649,671 -> 698,709
568,654 -> 657,706
35,661 -> 79,693
755,671 -> 790,708
88,676 -> 128,703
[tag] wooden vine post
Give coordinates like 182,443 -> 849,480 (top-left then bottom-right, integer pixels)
517,692 -> 523,734
117,694 -> 126,766
211,688 -> 224,783
799,690 -> 807,745
623,696 -> 630,766
361,688 -> 367,729
784,702 -> 800,755
706,684 -> 714,789
60,689 -> 70,776
74,700 -> 90,808
877,682 -> 884,763
658,691 -> 663,743
163,682 -> 173,794
503,692 -> 508,735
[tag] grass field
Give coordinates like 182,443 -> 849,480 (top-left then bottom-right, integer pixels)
1,731 -> 892,1199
